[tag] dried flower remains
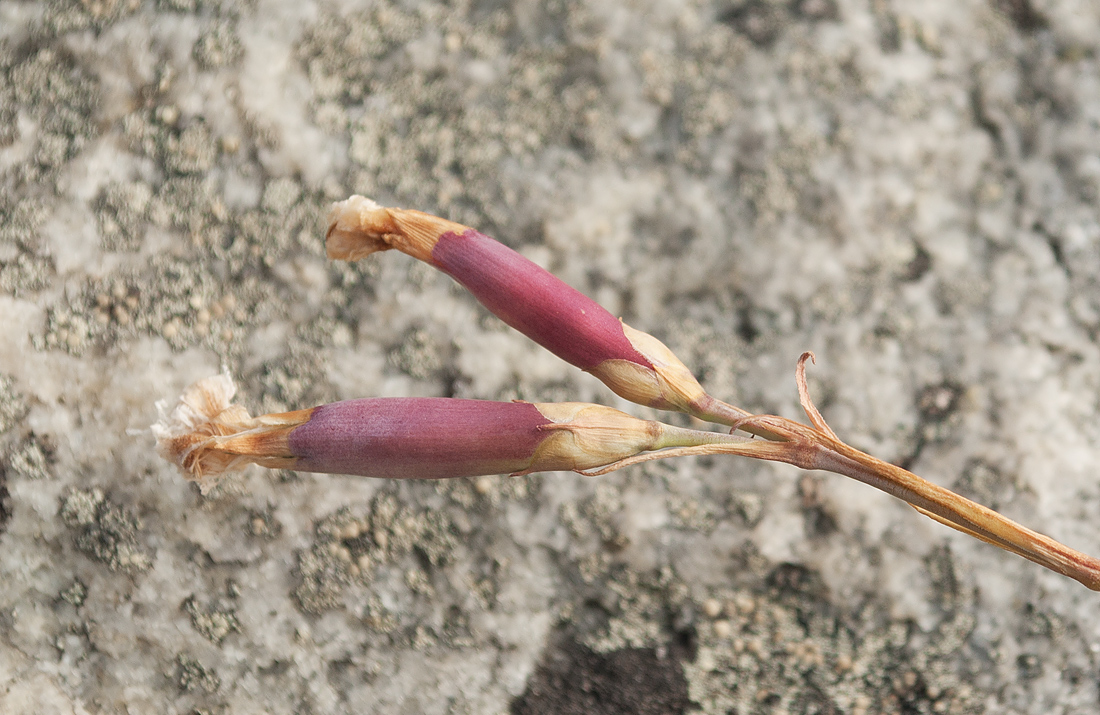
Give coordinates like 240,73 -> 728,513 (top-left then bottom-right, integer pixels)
326,196 -> 770,434
153,197 -> 1100,591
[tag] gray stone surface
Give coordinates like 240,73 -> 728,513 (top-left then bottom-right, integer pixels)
2,0 -> 1100,713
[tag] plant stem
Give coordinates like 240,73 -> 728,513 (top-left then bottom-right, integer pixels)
582,353 -> 1100,591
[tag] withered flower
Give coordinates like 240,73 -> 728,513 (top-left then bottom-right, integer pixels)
152,374 -> 738,494
326,196 -> 760,431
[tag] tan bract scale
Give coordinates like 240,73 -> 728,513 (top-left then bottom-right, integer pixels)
527,402 -> 665,473
589,322 -> 760,434
618,322 -> 709,408
585,357 -> 665,407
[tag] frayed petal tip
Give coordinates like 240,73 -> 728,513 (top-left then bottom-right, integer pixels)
151,373 -> 257,494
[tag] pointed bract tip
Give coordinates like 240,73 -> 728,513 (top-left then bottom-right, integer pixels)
326,195 -> 396,261
591,322 -> 707,412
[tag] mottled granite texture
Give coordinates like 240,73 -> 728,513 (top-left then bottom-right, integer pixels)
2,0 -> 1100,713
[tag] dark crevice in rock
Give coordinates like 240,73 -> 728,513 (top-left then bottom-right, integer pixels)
512,632 -> 691,715
991,0 -> 1049,33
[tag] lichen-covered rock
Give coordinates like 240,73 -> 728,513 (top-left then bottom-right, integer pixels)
2,0 -> 1100,713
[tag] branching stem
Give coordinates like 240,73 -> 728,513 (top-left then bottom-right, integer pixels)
581,352 -> 1100,591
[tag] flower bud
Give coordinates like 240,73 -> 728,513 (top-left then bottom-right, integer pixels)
152,375 -> 720,491
326,196 -> 750,426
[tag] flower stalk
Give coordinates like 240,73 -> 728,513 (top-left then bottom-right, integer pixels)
150,198 -> 1100,592
153,360 -> 1100,591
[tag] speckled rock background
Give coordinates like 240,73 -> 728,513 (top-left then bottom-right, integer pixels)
2,0 -> 1100,713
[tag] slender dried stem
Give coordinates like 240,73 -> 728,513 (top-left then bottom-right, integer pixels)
581,353 -> 1100,591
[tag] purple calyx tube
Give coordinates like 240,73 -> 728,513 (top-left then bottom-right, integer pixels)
430,229 -> 650,372
288,398 -> 550,479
